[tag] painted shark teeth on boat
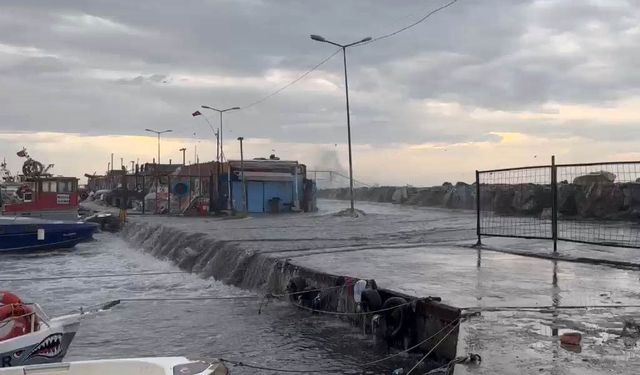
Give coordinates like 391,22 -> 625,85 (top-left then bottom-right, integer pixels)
28,334 -> 63,358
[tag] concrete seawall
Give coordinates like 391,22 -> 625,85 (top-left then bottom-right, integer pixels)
120,218 -> 462,363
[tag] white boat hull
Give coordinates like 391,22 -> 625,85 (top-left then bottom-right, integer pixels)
0,357 -> 228,375
0,313 -> 80,368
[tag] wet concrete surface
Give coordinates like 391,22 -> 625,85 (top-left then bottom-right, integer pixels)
82,199 -> 640,373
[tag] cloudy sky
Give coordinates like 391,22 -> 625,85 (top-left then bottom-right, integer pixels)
1,0 -> 639,186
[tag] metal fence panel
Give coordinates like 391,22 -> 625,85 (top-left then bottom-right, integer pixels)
478,165 -> 553,240
556,161 -> 640,248
477,159 -> 640,249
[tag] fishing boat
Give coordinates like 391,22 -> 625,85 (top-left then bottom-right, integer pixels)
0,217 -> 97,253
0,357 -> 229,375
0,292 -> 81,368
1,149 -> 80,222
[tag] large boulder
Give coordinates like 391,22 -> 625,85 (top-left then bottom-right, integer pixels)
443,183 -> 475,209
391,187 -> 408,204
622,183 -> 640,210
576,182 -> 625,218
557,183 -> 580,216
492,187 -> 516,215
511,184 -> 550,216
407,187 -> 448,207
573,171 -> 616,186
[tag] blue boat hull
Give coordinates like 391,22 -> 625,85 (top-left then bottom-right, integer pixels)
0,218 -> 98,252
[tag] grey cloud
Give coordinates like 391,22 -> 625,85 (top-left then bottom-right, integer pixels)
116,74 -> 168,85
0,0 -> 639,149
0,56 -> 68,75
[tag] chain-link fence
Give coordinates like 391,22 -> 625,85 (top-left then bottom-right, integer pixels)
476,158 -> 640,249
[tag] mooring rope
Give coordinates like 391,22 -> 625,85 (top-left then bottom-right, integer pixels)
358,318 -> 461,367
119,295 -> 259,302
462,304 -> 640,312
289,298 -> 418,316
221,318 -> 462,373
220,358 -> 332,373
406,321 -> 461,375
0,271 -> 188,283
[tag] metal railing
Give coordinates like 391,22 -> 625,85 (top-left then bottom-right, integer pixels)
476,157 -> 640,250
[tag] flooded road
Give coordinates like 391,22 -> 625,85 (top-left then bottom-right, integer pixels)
1,233 -> 416,374
6,199 -> 640,374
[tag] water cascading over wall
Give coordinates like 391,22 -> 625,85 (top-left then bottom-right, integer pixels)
120,220 -> 462,362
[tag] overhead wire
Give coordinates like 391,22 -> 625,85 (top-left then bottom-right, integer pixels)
239,1 -> 459,108
241,48 -> 341,109
361,0 -> 460,46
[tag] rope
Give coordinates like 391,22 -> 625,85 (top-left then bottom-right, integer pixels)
406,321 -> 461,375
221,358 -> 332,373
359,318 -> 461,367
120,295 -> 259,302
462,304 -> 640,312
221,319 -> 461,373
258,284 -> 358,314
420,353 -> 482,374
0,271 -> 188,282
269,284 -> 346,298
290,298 -> 417,316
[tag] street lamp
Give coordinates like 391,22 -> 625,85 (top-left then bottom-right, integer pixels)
310,34 -> 371,214
200,106 -> 240,211
200,106 -> 240,163
144,128 -> 172,164
192,110 -> 220,162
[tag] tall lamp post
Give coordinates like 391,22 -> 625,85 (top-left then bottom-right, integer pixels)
144,128 -> 172,164
200,106 -> 240,210
310,34 -> 371,215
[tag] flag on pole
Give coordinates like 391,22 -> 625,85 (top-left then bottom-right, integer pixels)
192,110 -> 202,117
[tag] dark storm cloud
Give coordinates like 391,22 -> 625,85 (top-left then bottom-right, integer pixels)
0,0 -> 638,145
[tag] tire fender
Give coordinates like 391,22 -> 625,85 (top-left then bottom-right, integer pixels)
382,296 -> 407,340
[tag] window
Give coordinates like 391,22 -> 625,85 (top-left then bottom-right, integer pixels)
42,181 -> 56,193
57,181 -> 71,193
23,191 -> 33,202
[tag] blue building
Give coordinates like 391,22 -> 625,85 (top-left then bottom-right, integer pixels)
223,159 -> 316,213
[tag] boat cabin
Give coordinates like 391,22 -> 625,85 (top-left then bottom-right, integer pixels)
1,176 -> 79,221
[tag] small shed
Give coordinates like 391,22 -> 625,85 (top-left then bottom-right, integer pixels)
225,160 -> 315,213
